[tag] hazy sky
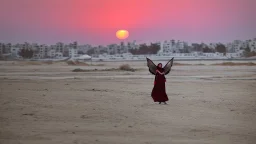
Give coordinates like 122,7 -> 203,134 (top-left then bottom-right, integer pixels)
0,0 -> 256,45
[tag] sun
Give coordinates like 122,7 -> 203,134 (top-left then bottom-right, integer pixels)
116,30 -> 129,40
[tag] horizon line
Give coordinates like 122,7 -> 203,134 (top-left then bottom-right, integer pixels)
1,38 -> 256,46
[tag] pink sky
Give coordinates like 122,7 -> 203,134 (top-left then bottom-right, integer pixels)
0,0 -> 255,45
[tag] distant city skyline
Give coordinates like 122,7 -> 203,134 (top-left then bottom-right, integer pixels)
1,37 -> 256,47
0,0 -> 256,45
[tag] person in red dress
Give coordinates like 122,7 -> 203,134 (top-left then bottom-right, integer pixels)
151,63 -> 169,104
146,57 -> 174,104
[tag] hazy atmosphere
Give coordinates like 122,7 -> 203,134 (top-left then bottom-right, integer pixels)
1,0 -> 256,144
1,0 -> 256,45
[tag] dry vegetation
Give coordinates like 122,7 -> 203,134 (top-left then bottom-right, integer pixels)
72,68 -> 116,72
73,64 -> 136,72
2,60 -> 256,67
66,61 -> 104,66
173,62 -> 192,66
66,60 -> 89,66
2,60 -> 105,66
9,61 -> 55,65
211,62 -> 256,66
119,64 -> 136,71
173,62 -> 205,66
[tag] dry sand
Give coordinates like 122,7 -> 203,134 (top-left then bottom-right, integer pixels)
0,61 -> 256,144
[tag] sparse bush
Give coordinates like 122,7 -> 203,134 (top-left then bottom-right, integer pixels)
173,62 -> 192,66
119,64 -> 135,72
211,62 -> 256,66
72,68 -> 87,72
72,64 -> 137,72
66,60 -> 89,66
91,64 -> 105,66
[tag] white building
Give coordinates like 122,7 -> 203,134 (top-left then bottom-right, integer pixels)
31,43 -> 39,51
233,40 -> 243,52
69,48 -> 78,58
21,42 -> 31,50
107,44 -> 119,55
47,49 -> 56,58
226,43 -> 233,52
78,44 -> 92,54
226,53 -> 241,58
158,41 -> 164,54
55,52 -> 63,58
55,42 -> 64,54
176,40 -> 185,50
162,40 -> 187,53
10,47 -> 21,58
241,41 -> 248,49
226,40 -> 243,53
64,41 -> 79,57
0,43 -> 12,54
162,40 -> 176,53
38,45 -> 48,58
120,42 -> 128,53
248,40 -> 256,52
226,39 -> 256,52
94,45 -> 107,55
127,40 -> 137,50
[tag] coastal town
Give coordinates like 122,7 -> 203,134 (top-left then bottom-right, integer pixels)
0,38 -> 256,61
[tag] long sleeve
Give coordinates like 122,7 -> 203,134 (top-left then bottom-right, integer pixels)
154,75 -> 157,85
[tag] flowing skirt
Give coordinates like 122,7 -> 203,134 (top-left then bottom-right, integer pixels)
151,77 -> 169,102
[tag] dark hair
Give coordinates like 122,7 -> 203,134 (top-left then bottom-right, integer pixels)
157,63 -> 162,67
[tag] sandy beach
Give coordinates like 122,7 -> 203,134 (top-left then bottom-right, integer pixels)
0,60 -> 256,144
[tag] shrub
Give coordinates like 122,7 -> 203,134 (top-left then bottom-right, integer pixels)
72,68 -> 87,72
119,64 -> 135,72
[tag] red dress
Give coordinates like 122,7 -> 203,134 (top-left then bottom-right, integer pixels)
151,67 -> 169,102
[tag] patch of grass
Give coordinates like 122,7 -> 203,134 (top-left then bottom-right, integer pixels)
211,62 -> 256,66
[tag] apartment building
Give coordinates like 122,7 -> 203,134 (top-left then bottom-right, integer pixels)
107,44 -> 118,55
38,44 -> 48,58
78,44 -> 92,54
248,39 -> 256,51
162,40 -> 176,53
10,46 -> 21,57
69,47 -> 78,58
55,42 -> 64,54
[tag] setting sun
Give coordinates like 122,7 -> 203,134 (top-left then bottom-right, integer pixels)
116,30 -> 129,40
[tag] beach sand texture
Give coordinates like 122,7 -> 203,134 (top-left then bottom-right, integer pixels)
0,61 -> 256,144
